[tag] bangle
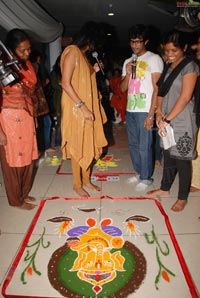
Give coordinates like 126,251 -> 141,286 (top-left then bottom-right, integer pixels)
162,116 -> 171,124
75,101 -> 85,108
147,114 -> 154,120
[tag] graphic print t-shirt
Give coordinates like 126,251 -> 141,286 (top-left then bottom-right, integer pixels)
122,51 -> 163,113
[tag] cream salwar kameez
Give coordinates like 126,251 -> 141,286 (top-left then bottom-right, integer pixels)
60,45 -> 107,188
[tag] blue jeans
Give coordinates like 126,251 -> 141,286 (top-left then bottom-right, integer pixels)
54,115 -> 61,147
126,111 -> 153,181
43,114 -> 52,150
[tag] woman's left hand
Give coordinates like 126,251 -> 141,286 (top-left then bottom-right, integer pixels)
81,105 -> 95,121
157,118 -> 167,129
157,118 -> 168,137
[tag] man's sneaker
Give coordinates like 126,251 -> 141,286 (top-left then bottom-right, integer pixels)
127,174 -> 140,183
135,179 -> 153,191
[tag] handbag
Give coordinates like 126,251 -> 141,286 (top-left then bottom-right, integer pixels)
34,83 -> 49,117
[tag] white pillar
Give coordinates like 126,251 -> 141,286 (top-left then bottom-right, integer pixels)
49,36 -> 62,71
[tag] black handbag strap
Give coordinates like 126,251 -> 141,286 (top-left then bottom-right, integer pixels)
157,57 -> 192,97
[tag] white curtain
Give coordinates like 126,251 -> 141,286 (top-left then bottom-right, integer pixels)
49,37 -> 62,71
0,0 -> 63,43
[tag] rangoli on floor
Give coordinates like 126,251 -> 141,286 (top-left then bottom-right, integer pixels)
2,197 -> 199,298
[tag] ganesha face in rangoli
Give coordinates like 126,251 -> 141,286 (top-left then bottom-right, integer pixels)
66,218 -> 125,294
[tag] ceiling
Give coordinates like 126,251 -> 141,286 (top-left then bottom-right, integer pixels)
36,0 -> 179,48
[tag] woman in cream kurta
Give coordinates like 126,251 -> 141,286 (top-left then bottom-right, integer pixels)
61,42 -> 107,197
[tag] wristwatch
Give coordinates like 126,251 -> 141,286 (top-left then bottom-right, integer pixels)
162,116 -> 171,124
147,114 -> 154,120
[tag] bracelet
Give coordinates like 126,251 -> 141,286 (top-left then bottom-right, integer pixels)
147,114 -> 154,120
75,101 -> 85,108
162,116 -> 171,124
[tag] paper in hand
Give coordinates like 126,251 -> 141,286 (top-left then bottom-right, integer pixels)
162,125 -> 176,150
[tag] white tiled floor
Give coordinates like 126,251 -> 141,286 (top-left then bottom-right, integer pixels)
0,124 -> 200,298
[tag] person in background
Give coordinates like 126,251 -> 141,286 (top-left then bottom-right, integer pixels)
0,28 -> 38,210
29,49 -> 45,154
30,50 -> 55,154
50,55 -> 62,149
42,78 -> 55,153
96,69 -> 115,154
147,30 -> 199,211
110,68 -> 127,124
153,121 -> 162,168
120,24 -> 163,191
60,22 -> 108,197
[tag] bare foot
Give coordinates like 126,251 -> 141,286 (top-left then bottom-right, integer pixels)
190,186 -> 200,192
147,189 -> 170,197
171,200 -> 187,212
83,183 -> 101,192
16,202 -> 37,210
24,196 -> 37,205
73,187 -> 90,197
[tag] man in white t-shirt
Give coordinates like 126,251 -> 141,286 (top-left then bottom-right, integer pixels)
121,24 -> 163,191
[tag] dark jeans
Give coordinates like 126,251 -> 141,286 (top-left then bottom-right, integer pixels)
154,129 -> 161,161
160,150 -> 191,200
43,114 -> 52,150
53,115 -> 61,147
